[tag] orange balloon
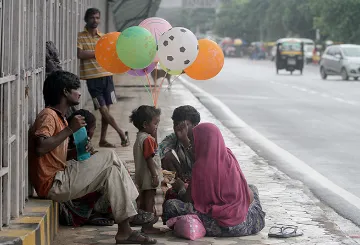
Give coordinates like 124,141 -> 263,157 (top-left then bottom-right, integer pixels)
184,39 -> 224,80
95,32 -> 130,74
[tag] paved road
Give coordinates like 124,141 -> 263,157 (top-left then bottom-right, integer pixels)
186,58 -> 360,207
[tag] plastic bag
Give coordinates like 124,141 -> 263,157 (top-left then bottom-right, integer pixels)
166,214 -> 206,240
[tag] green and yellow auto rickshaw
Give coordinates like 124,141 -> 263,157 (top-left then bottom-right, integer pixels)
275,38 -> 304,75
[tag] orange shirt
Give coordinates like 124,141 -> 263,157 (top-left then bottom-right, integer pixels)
28,108 -> 69,197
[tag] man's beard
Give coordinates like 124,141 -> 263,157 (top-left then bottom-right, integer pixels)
88,23 -> 98,29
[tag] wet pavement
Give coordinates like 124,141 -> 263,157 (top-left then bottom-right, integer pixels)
54,73 -> 360,245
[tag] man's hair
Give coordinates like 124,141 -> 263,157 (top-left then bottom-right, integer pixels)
130,105 -> 161,130
67,109 -> 96,131
84,8 -> 100,22
171,105 -> 201,125
43,70 -> 81,107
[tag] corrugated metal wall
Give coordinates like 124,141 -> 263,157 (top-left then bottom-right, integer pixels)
0,0 -> 109,229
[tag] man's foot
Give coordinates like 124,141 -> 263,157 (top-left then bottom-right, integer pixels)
99,141 -> 117,148
116,230 -> 157,244
141,226 -> 168,235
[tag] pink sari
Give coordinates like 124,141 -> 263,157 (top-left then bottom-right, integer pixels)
191,123 -> 251,227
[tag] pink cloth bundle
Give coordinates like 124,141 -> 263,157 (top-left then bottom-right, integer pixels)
166,214 -> 206,240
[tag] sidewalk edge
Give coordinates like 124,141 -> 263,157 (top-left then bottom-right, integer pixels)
0,199 -> 58,245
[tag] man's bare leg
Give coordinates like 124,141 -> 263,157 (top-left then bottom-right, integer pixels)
98,105 -> 128,147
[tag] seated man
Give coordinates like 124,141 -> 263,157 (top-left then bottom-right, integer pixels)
28,71 -> 156,244
159,105 -> 201,183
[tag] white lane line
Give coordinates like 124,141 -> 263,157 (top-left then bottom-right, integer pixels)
321,93 -> 330,98
334,97 -> 346,103
180,76 -> 360,211
269,81 -> 358,105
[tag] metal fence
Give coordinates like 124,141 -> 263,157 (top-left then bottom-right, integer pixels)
0,0 -> 105,229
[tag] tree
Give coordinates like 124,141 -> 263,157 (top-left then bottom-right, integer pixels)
310,0 -> 360,43
214,0 -> 315,42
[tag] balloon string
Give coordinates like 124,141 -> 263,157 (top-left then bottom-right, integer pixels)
168,74 -> 182,89
135,70 -> 154,106
144,70 -> 155,106
155,71 -> 168,106
155,64 -> 158,89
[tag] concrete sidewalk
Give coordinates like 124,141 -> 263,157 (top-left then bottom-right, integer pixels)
55,74 -> 360,245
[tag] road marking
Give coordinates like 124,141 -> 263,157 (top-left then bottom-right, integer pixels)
269,81 -> 358,105
321,93 -> 330,98
180,76 -> 360,212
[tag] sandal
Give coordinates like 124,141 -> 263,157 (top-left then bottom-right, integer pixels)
99,141 -> 117,148
116,230 -> 157,244
268,225 -> 303,238
87,217 -> 114,226
121,131 -> 130,147
130,210 -> 158,227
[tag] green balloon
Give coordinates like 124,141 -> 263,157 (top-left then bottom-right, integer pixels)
116,26 -> 156,69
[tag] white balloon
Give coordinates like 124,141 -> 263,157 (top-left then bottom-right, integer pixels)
157,27 -> 199,70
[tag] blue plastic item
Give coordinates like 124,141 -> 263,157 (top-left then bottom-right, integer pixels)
73,127 -> 91,161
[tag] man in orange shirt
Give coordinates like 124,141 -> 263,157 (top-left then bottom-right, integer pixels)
28,71 -> 157,244
77,8 -> 129,148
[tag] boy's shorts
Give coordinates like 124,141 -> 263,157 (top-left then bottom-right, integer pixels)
86,76 -> 117,110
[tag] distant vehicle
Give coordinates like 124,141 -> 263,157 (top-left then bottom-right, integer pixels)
275,38 -> 304,75
320,44 -> 360,81
300,38 -> 315,64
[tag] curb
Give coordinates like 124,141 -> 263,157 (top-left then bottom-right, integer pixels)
0,199 -> 58,245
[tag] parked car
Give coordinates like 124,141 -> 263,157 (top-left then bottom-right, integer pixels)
320,44 -> 360,80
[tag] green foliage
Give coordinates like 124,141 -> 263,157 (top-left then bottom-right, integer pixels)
309,0 -> 360,43
214,0 -> 359,43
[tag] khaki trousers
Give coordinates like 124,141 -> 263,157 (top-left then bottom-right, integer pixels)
48,149 -> 138,223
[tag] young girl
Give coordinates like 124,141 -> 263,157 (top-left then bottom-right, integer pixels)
130,105 -> 163,234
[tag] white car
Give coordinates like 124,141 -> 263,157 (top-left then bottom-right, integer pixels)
320,44 -> 360,80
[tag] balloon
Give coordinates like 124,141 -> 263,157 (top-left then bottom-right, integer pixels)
139,17 -> 172,62
157,27 -> 199,70
116,26 -> 157,69
95,32 -> 130,74
184,39 -> 224,80
159,62 -> 182,75
127,62 -> 157,76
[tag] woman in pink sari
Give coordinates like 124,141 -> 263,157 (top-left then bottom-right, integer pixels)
162,123 -> 265,237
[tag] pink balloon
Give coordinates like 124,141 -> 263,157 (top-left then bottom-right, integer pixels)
139,17 -> 172,42
127,62 -> 157,76
139,17 -> 172,62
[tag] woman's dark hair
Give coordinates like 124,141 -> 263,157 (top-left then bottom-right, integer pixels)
84,8 -> 100,22
67,109 -> 96,131
171,105 -> 200,125
43,70 -> 80,107
130,105 -> 161,130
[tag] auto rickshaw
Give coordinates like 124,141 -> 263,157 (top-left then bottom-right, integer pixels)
275,38 -> 304,75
